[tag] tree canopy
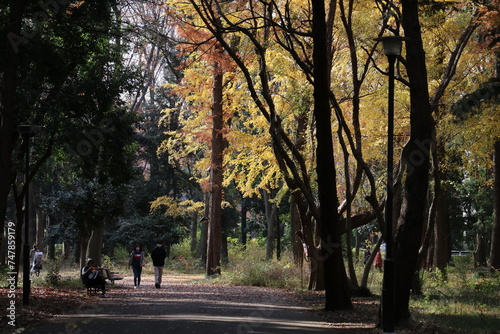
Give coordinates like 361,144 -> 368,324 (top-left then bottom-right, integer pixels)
0,0 -> 498,327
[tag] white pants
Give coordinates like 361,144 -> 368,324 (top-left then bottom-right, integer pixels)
154,266 -> 164,285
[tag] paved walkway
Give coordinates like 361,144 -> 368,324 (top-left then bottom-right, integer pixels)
21,278 -> 334,334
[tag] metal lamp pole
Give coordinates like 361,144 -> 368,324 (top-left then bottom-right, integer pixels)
375,36 -> 405,333
18,124 -> 40,305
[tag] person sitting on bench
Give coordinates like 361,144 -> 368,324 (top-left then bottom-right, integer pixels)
81,258 -> 108,297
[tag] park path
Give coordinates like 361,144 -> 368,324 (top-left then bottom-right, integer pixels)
21,274 -> 337,334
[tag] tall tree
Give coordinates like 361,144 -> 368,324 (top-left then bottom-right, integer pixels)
0,0 -> 24,246
491,140 -> 500,270
311,0 -> 352,310
416,1 -> 485,273
206,59 -> 224,276
392,0 -> 434,325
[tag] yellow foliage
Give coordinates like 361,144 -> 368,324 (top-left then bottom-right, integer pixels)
150,196 -> 205,217
156,0 -> 497,212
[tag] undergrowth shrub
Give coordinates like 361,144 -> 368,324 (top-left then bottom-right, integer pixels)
223,240 -> 303,289
0,266 -> 11,282
111,246 -> 131,267
166,240 -> 204,273
411,261 -> 500,332
44,260 -> 62,287
169,256 -> 205,273
226,259 -> 301,289
102,255 -> 114,271
169,239 -> 193,258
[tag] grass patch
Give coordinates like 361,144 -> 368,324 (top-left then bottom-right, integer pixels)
410,257 -> 500,332
219,240 -> 305,289
223,258 -> 302,289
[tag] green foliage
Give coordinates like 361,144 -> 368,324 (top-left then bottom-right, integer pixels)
44,276 -> 83,290
101,255 -> 114,271
223,241 -> 302,289
411,263 -> 500,331
169,239 -> 193,258
225,259 -> 301,289
110,246 -> 132,267
168,240 -> 205,273
44,261 -> 62,287
0,266 -> 11,282
108,213 -> 189,253
169,257 -> 205,273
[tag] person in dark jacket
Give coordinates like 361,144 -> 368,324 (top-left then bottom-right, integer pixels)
129,244 -> 145,288
81,258 -> 108,297
151,241 -> 167,288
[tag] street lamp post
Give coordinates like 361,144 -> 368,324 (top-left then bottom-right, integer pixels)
374,35 -> 405,333
18,124 -> 41,305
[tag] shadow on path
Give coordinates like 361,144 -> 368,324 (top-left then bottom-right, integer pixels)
22,280 -> 335,334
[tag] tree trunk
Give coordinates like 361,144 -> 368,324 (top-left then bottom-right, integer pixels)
221,212 -> 228,264
80,239 -> 89,269
190,213 -> 198,254
0,224 -> 7,265
79,217 -> 91,268
427,139 -> 450,271
0,0 -> 24,250
35,207 -> 45,251
263,190 -> 276,260
308,252 -> 324,291
312,0 -> 351,310
419,138 -> 440,270
294,200 -> 317,289
48,242 -> 55,261
290,198 -> 303,265
394,0 -> 434,325
490,139 -> 500,271
360,236 -> 384,290
13,197 -> 24,286
240,196 -> 248,247
276,214 -> 281,260
28,184 -> 35,248
474,233 -> 487,267
62,242 -> 71,260
87,219 -> 105,266
206,61 -> 224,277
355,230 -> 360,264
291,109 -> 308,265
198,191 -> 209,263
340,123 -> 359,290
72,241 -> 80,264
433,184 -> 450,271
46,216 -> 56,261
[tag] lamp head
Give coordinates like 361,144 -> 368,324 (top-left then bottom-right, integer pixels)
374,36 -> 406,56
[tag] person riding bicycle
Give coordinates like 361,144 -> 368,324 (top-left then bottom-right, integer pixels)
30,245 -> 43,276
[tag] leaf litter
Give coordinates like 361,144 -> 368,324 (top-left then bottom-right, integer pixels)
0,274 -> 475,333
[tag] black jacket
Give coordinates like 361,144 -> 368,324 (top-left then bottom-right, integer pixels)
151,246 -> 167,266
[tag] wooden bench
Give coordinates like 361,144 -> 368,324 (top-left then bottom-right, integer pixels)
101,269 -> 124,285
81,268 -> 122,295
85,285 -> 100,296
81,272 -> 102,296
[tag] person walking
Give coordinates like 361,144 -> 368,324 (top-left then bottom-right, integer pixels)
374,251 -> 383,271
151,241 -> 167,289
30,245 -> 43,276
130,244 -> 145,288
